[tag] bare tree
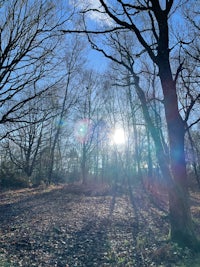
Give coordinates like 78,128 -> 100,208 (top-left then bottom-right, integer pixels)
47,37 -> 85,184
0,0 -> 66,128
2,93 -> 52,182
73,70 -> 106,184
63,0 -> 200,249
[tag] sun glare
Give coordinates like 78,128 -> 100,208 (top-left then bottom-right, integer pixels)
113,128 -> 125,145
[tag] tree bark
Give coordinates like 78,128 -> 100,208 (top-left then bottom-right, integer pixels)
157,35 -> 196,248
160,69 -> 195,247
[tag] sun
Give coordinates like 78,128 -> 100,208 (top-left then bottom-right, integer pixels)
113,128 -> 125,145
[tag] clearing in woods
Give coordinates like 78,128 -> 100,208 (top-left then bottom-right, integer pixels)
0,183 -> 200,266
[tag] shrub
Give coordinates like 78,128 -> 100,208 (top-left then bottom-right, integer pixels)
0,161 -> 29,189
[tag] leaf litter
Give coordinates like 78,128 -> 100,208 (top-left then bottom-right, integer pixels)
0,183 -> 200,266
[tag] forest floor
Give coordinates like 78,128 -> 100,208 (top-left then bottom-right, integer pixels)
0,182 -> 200,267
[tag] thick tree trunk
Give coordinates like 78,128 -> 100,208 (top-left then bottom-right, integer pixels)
158,57 -> 197,247
166,110 -> 195,246
132,68 -> 198,248
167,119 -> 193,245
151,8 -> 199,247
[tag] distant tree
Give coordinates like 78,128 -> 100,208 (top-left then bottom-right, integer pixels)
185,129 -> 200,188
74,71 -> 106,184
2,95 -> 50,182
47,37 -> 85,184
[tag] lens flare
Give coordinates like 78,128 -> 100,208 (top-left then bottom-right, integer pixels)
74,119 -> 91,143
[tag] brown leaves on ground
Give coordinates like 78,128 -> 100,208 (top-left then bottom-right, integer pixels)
0,183 -> 200,266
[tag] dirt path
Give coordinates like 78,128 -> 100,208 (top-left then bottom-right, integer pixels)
0,184 -> 200,266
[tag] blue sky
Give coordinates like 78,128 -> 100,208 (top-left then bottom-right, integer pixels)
69,0 -> 195,73
87,49 -> 109,72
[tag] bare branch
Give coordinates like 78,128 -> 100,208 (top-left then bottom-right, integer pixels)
184,94 -> 200,124
166,0 -> 174,14
185,117 -> 200,131
62,27 -> 125,35
174,61 -> 184,84
99,0 -> 157,63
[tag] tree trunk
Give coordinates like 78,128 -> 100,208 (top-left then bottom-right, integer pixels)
147,129 -> 153,180
81,142 -> 87,185
127,84 -> 142,179
131,68 -> 198,248
150,8 -> 199,248
165,103 -> 195,246
158,52 -> 197,247
167,118 -> 193,244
